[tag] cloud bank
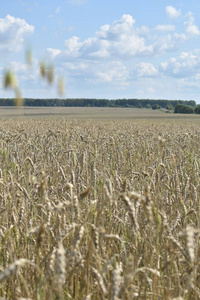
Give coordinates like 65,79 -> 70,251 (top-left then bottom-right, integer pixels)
48,11 -> 200,63
3,8 -> 200,100
0,15 -> 34,53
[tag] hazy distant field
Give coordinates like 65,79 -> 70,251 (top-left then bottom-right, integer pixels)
0,106 -> 200,121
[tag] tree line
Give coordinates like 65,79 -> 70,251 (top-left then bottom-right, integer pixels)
174,104 -> 200,114
0,98 -> 197,110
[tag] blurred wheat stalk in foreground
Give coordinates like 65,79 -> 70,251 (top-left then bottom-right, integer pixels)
3,48 -> 65,113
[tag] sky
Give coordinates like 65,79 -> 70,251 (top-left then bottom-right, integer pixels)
1,0 -> 200,102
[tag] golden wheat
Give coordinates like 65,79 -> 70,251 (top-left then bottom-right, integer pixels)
0,119 -> 199,299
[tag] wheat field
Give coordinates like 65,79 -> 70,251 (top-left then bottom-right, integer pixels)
0,117 -> 200,299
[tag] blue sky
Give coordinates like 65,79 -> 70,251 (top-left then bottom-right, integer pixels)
1,0 -> 200,102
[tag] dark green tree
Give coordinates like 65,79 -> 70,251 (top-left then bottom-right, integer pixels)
195,105 -> 200,114
166,104 -> 174,110
152,104 -> 160,110
174,104 -> 194,114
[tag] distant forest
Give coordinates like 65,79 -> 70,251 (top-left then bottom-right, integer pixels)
0,98 -> 196,109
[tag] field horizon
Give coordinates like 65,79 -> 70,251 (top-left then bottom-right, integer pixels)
0,106 -> 199,121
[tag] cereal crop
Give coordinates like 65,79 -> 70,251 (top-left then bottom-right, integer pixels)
0,118 -> 199,299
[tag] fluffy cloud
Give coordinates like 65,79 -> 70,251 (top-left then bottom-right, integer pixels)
51,14 -> 158,62
0,15 -> 34,53
136,63 -> 158,77
63,59 -> 129,87
64,62 -> 88,71
8,59 -> 39,78
43,13 -> 200,94
95,61 -> 129,85
184,13 -> 200,36
49,13 -> 199,63
47,48 -> 61,58
159,51 -> 200,77
61,15 -> 153,59
178,74 -> 200,89
166,6 -> 181,18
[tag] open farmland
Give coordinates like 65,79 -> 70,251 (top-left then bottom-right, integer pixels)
0,113 -> 200,299
0,106 -> 200,121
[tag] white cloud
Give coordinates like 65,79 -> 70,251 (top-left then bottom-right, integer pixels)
0,15 -> 34,53
136,26 -> 150,36
96,61 -> 128,85
155,25 -> 175,32
152,34 -> 178,53
47,48 -> 61,58
60,15 -> 153,59
173,33 -> 187,42
184,13 -> 200,36
64,62 -> 88,71
166,6 -> 181,18
159,51 -> 200,77
88,40 -> 110,58
9,61 -> 27,72
49,13 -> 196,62
42,13 -> 200,95
3,60 -> 39,88
62,58 -> 129,88
178,73 -> 200,88
136,63 -> 158,77
64,36 -> 82,57
160,61 -> 168,71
